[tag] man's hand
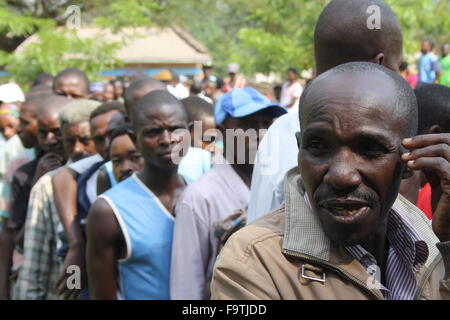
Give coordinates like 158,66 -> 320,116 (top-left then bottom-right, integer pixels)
402,134 -> 450,242
33,152 -> 64,185
56,243 -> 86,300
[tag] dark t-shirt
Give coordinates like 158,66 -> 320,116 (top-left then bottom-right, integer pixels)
7,154 -> 43,231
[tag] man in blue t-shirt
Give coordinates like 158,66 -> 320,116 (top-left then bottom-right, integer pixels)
417,39 -> 442,87
86,90 -> 190,299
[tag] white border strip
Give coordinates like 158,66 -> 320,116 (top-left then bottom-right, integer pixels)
99,195 -> 132,262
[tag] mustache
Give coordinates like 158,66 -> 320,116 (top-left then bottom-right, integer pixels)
313,187 -> 378,208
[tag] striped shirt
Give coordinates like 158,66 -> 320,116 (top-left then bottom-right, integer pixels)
346,207 -> 429,300
14,168 -> 65,300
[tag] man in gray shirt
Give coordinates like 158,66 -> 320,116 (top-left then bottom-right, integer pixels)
170,87 -> 286,299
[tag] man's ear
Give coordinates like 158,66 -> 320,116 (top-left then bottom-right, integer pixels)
427,125 -> 442,134
371,53 -> 385,66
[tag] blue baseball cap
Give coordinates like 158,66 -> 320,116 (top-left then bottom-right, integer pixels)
214,87 -> 287,124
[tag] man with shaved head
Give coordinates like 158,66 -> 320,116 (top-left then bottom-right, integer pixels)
10,95 -> 70,241
314,0 -> 403,74
123,76 -> 166,120
32,73 -> 54,88
211,62 -> 450,300
53,68 -> 90,100
247,0 -> 408,224
86,90 -> 190,299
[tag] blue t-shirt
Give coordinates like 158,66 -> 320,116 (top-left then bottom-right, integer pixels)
418,52 -> 441,84
100,173 -> 176,300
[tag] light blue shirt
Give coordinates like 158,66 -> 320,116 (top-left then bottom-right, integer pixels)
418,52 -> 441,84
100,173 -> 175,300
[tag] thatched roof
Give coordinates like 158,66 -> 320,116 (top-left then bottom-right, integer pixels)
16,25 -> 212,65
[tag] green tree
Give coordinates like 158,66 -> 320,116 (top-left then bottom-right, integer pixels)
2,0 -> 450,84
0,0 -> 162,86
168,0 -> 450,77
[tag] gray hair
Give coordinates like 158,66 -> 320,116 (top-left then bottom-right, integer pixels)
59,99 -> 101,127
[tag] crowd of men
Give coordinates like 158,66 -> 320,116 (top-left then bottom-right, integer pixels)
0,0 -> 449,300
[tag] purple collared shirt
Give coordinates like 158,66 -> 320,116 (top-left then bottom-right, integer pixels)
346,207 -> 429,300
170,161 -> 250,300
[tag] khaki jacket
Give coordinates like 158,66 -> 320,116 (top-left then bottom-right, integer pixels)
211,168 -> 450,300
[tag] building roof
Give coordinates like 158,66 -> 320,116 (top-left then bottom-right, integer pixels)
16,25 -> 212,65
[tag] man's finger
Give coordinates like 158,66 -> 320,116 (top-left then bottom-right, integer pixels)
403,133 -> 450,149
407,157 -> 450,180
402,143 -> 450,162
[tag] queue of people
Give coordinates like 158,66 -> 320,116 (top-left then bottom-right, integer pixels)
0,0 -> 449,301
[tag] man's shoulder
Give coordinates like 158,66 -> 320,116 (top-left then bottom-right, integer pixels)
393,194 -> 443,265
293,81 -> 303,89
179,166 -> 224,200
222,206 -> 285,259
13,158 -> 38,183
422,52 -> 438,62
4,134 -> 21,149
68,154 -> 102,174
102,175 -> 135,198
16,157 -> 37,172
32,168 -> 62,191
430,53 -> 439,60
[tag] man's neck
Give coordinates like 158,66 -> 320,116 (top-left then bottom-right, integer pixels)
230,163 -> 253,188
137,163 -> 183,195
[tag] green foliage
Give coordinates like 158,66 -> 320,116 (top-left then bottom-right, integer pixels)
235,0 -> 330,74
0,7 -> 51,37
168,0 -> 450,77
0,0 -> 161,86
231,0 -> 450,76
5,27 -> 124,85
1,0 -> 450,84
93,0 -> 162,32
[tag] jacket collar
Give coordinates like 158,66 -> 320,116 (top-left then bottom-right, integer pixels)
282,167 -> 441,272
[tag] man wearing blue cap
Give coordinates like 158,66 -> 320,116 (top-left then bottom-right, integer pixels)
170,87 -> 286,300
